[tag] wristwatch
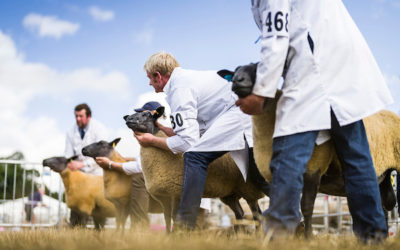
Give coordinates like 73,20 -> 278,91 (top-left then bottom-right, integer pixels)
108,161 -> 113,170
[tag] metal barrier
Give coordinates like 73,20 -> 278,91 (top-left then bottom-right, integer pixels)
0,160 -> 67,229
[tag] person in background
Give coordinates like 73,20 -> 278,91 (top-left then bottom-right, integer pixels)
237,0 -> 393,242
25,187 -> 46,224
65,103 -> 107,176
64,103 -> 108,226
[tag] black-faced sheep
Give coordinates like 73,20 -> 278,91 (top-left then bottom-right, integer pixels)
42,156 -> 116,230
123,108 -> 265,232
218,63 -> 399,237
82,139 -> 163,231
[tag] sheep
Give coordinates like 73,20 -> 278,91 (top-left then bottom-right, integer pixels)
123,108 -> 265,232
42,156 -> 117,230
82,138 -> 163,231
217,63 -> 399,237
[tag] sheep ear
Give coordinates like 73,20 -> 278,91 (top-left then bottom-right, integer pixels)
123,115 -> 129,121
109,138 -> 121,148
217,70 -> 234,82
68,155 -> 78,162
153,106 -> 165,120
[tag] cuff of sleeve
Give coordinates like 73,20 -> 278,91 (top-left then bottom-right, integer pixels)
166,136 -> 190,154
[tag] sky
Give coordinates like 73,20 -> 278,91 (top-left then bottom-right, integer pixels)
0,0 -> 399,163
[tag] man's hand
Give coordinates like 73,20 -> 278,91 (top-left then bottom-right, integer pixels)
134,132 -> 156,147
66,160 -> 84,171
95,157 -> 111,169
235,94 -> 266,115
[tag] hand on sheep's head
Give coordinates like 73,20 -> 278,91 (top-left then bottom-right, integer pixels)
235,94 -> 265,115
66,160 -> 84,171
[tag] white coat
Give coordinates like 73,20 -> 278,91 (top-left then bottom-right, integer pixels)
164,67 -> 253,179
65,119 -> 108,176
251,0 -> 393,138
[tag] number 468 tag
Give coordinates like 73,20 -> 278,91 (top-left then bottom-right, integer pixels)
265,11 -> 289,34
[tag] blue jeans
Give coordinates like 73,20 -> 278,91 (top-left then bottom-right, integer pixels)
264,110 -> 387,240
176,148 -> 269,229
176,151 -> 227,229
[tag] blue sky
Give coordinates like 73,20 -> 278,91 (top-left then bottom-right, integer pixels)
0,0 -> 399,161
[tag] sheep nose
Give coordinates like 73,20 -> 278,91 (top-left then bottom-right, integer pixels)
82,148 -> 88,155
42,159 -> 48,166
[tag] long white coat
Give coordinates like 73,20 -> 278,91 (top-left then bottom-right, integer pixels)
65,119 -> 108,176
164,68 -> 253,179
251,0 -> 393,138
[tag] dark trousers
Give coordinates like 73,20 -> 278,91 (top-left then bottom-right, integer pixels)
130,173 -> 150,228
176,151 -> 227,229
176,148 -> 269,229
263,110 -> 387,240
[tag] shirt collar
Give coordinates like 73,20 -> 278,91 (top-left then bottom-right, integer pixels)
163,67 -> 180,95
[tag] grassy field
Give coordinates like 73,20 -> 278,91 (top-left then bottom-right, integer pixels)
0,228 -> 399,250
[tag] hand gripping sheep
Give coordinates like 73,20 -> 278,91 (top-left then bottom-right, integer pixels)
42,156 -> 117,230
218,63 -> 399,237
82,138 -> 163,231
123,107 -> 265,232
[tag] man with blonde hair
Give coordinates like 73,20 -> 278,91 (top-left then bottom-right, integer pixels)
135,52 -> 269,230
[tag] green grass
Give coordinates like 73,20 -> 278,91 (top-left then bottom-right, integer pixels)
0,228 -> 399,250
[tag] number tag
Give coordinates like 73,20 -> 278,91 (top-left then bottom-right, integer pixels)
170,112 -> 188,131
262,10 -> 289,37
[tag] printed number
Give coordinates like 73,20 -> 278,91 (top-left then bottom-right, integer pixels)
265,11 -> 289,33
170,113 -> 184,129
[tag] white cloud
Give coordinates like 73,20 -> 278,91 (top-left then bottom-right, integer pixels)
22,13 -> 80,39
88,6 -> 114,22
0,30 -> 131,161
134,29 -> 154,46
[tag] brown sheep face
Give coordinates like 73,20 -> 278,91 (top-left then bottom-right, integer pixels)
42,156 -> 78,173
123,106 -> 165,134
217,63 -> 258,98
82,138 -> 121,158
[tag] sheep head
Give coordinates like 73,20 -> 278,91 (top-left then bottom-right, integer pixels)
217,62 -> 258,98
81,138 -> 121,158
42,156 -> 78,173
123,106 -> 165,134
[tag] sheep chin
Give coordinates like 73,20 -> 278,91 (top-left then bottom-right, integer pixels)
231,86 -> 253,98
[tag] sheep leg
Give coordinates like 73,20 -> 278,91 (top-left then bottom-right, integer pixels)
156,196 -> 173,233
93,216 -> 106,231
246,199 -> 262,222
301,171 -> 321,238
379,170 -> 397,229
220,195 -> 244,232
379,170 -> 397,212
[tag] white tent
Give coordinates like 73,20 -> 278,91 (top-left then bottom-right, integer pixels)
0,195 -> 68,226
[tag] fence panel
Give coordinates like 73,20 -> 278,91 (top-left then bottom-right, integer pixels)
0,160 -> 67,229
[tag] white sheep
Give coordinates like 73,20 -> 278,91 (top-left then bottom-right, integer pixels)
218,63 -> 399,237
124,108 -> 265,232
42,156 -> 116,230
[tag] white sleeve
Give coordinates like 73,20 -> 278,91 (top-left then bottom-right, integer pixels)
122,161 -> 142,175
166,87 -> 200,154
252,0 -> 290,98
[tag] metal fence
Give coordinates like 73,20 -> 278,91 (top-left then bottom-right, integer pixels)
0,160 -> 67,229
0,160 -> 399,234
